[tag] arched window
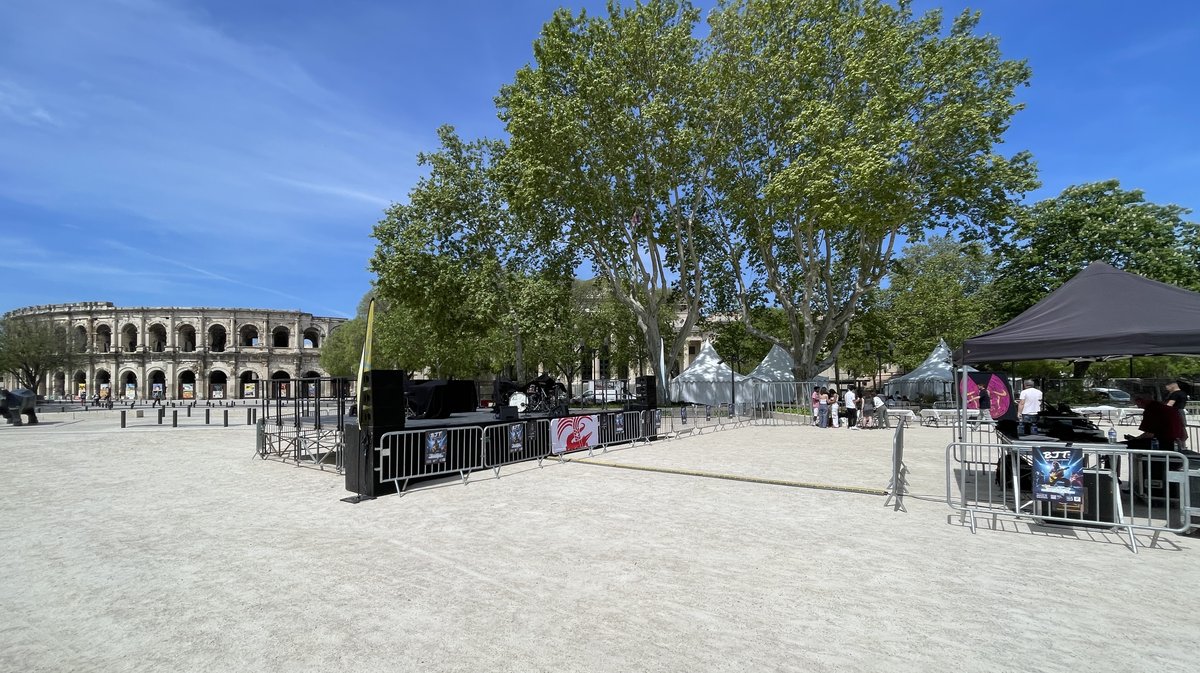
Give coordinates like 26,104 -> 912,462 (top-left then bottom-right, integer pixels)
73,325 -> 88,353
302,327 -> 321,349
148,324 -> 167,353
96,325 -> 112,353
239,324 -> 259,347
272,326 -> 290,348
208,325 -> 227,353
178,325 -> 197,353
121,324 -> 138,351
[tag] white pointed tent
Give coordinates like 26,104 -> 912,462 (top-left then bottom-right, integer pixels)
746,344 -> 817,403
883,339 -> 971,401
669,341 -> 756,406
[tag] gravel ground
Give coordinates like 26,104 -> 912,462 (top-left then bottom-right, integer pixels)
0,413 -> 1194,673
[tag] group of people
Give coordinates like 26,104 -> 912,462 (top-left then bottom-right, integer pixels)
810,387 -> 891,430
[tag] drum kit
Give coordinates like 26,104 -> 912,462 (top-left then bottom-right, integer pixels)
498,377 -> 569,415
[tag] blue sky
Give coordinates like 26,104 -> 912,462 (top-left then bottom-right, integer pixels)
1,0 -> 1197,318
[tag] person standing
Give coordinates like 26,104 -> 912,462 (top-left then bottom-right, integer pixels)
844,388 -> 858,430
817,388 -> 830,428
811,387 -> 821,426
874,391 -> 890,429
1165,380 -> 1190,449
1017,380 -> 1042,435
829,390 -> 840,429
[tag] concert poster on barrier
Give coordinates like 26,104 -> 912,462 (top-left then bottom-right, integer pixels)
705,405 -> 711,421
1032,447 -> 1084,504
655,409 -> 662,429
961,371 -> 1017,422
551,415 -> 597,455
681,407 -> 688,425
614,413 -> 624,436
425,430 -> 448,464
182,383 -> 194,400
508,424 -> 524,453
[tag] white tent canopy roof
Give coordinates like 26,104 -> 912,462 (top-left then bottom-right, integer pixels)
748,344 -> 795,382
883,339 -> 974,399
670,341 -> 756,405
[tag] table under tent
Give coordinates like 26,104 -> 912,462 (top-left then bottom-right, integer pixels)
953,262 -> 1200,550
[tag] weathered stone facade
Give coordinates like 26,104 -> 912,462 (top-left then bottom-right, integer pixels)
3,302 -> 346,400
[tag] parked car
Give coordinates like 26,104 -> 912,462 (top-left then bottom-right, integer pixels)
570,389 -> 631,405
1086,387 -> 1131,404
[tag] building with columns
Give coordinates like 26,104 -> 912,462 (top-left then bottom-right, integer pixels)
2,302 -> 346,400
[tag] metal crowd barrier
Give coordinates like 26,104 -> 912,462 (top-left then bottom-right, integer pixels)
482,420 -> 551,476
946,440 -> 1195,553
377,426 -> 485,494
885,421 -> 908,512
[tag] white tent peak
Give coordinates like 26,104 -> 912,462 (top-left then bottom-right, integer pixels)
748,344 -> 794,381
673,341 -> 747,382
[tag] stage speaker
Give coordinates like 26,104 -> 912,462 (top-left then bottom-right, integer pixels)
361,370 -> 406,438
497,405 -> 519,421
635,375 -> 657,409
421,384 -> 453,419
344,421 -> 383,498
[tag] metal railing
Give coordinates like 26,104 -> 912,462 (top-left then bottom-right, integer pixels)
946,439 -> 1195,553
377,426 -> 485,494
885,422 -> 908,512
482,420 -> 551,476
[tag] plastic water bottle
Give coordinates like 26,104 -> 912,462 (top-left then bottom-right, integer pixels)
1108,426 -> 1117,444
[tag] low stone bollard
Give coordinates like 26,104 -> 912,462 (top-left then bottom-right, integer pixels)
135,410 -> 144,418
172,410 -> 178,427
121,410 -> 126,428
223,409 -> 228,427
205,409 -> 210,424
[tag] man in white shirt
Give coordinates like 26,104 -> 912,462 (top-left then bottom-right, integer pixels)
843,389 -> 857,429
1017,380 -> 1042,435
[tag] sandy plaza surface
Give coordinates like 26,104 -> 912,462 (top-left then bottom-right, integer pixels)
1,410 -> 1195,673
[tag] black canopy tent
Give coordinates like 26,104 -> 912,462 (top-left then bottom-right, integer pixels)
960,262 -> 1200,364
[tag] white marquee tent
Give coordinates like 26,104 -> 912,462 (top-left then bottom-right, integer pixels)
883,338 -> 972,401
669,341 -> 757,406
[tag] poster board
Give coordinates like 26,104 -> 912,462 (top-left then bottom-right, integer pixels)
1033,447 -> 1084,505
552,415 -> 598,455
182,383 -> 194,400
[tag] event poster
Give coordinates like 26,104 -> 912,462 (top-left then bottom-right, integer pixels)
77,383 -> 87,396
508,424 -> 524,454
962,372 -> 1017,422
182,383 -> 194,400
152,383 -> 163,396
100,383 -> 110,399
425,430 -> 448,464
1033,447 -> 1084,503
705,405 -> 712,421
614,413 -> 625,436
681,406 -> 688,425
243,383 -> 257,398
551,415 -> 598,455
212,384 -> 224,399
655,409 -> 662,429
125,383 -> 136,400
308,383 -> 317,397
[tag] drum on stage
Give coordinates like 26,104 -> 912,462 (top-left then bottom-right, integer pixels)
509,392 -> 529,413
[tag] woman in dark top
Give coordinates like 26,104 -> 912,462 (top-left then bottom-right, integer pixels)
1165,380 -> 1190,449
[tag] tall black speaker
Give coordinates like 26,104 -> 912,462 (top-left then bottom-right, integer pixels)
361,369 -> 406,438
635,375 -> 657,409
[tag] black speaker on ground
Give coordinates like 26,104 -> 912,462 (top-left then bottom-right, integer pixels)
421,384 -> 453,419
635,375 -> 657,409
361,370 -> 406,438
497,405 -> 519,421
344,421 -> 384,498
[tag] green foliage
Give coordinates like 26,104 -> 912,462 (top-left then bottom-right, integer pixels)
994,180 -> 1200,320
705,0 -> 1037,378
0,316 -> 73,392
497,0 -> 711,399
880,236 -> 999,371
370,126 -> 576,380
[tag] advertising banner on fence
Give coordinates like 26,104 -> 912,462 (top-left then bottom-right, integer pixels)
425,430 -> 447,464
614,413 -> 625,436
552,415 -> 598,455
1033,447 -> 1084,504
508,424 -> 524,453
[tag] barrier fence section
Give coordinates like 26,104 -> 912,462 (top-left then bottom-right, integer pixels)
946,440 -> 1195,553
377,426 -> 485,493
885,422 -> 908,512
482,420 -> 551,476
255,376 -> 348,472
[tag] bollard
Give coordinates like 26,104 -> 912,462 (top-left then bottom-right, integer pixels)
205,408 -> 210,425
246,408 -> 252,425
157,409 -> 163,425
187,406 -> 192,418
223,409 -> 229,427
172,410 -> 178,427
121,410 -> 126,428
